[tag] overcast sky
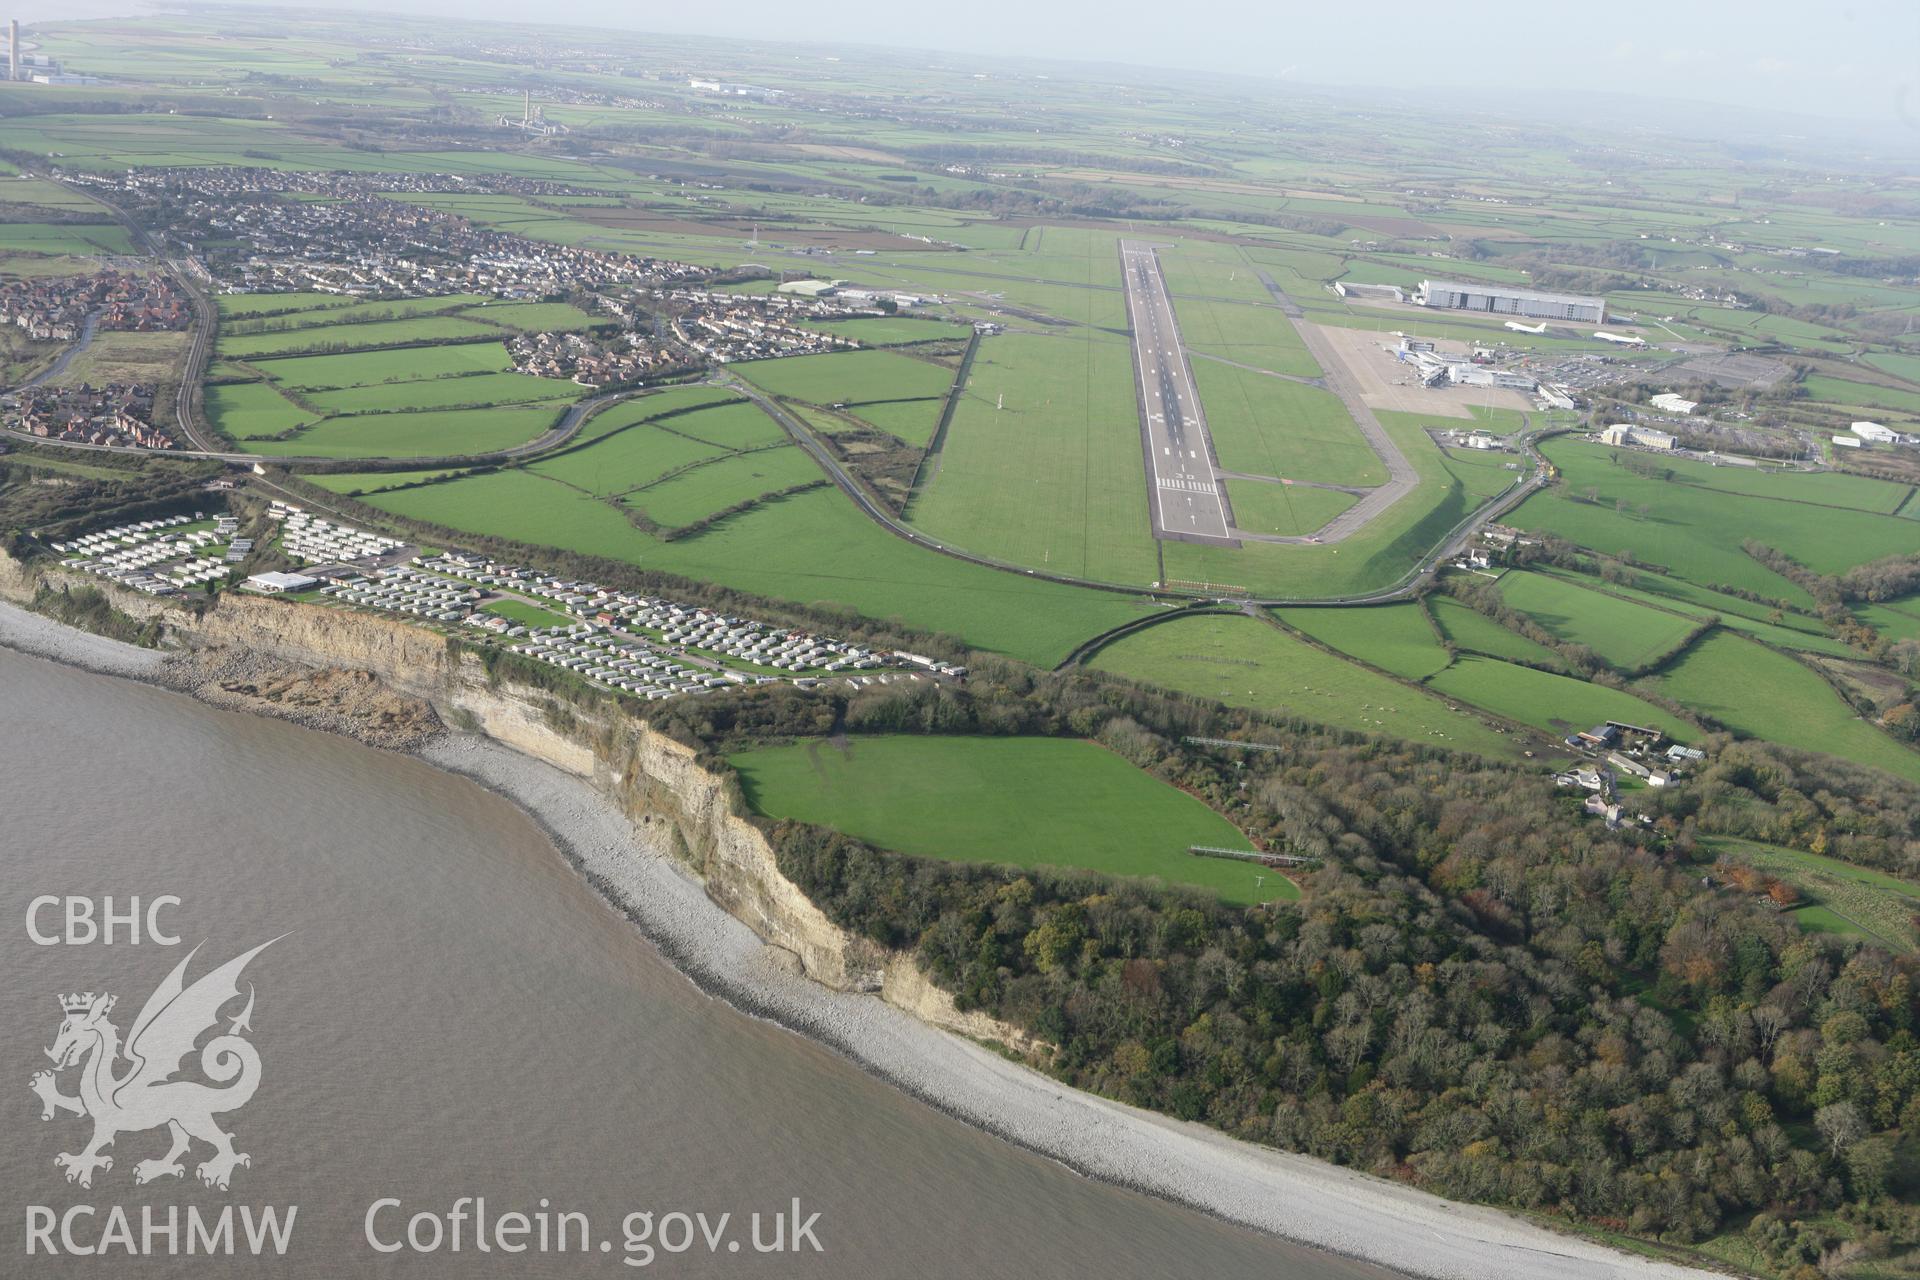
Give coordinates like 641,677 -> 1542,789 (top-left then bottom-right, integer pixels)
33,0 -> 1912,146
199,0 -> 1905,130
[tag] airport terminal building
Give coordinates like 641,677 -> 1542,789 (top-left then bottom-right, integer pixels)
1417,279 -> 1606,324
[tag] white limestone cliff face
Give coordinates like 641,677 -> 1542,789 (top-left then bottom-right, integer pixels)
0,546 -> 1040,1057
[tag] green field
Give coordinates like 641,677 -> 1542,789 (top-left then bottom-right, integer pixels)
216,317 -> 501,359
1710,838 -> 1920,952
622,445 -> 823,529
529,408 -> 732,496
238,405 -> 565,458
1426,655 -> 1687,741
1802,374 -> 1920,417
481,597 -> 574,629
304,467 -> 474,495
206,381 -> 317,439
305,374 -> 571,415
1089,612 -> 1521,756
907,330 -> 1155,582
838,397 -> 945,447
1496,570 -> 1700,671
1271,604 -> 1451,680
800,316 -> 967,346
730,735 -> 1289,905
458,300 -> 605,332
1429,596 -> 1568,668
1225,480 -> 1355,538
1194,361 -> 1383,487
216,292 -> 356,318
213,330 -> 576,458
0,222 -> 134,255
249,343 -> 515,390
735,348 -> 953,406
1856,596 -> 1920,644
1651,633 -> 1920,784
1511,441 -> 1920,604
1553,569 -> 1859,659
1177,299 -> 1321,379
359,467 -> 1154,665
217,293 -> 490,330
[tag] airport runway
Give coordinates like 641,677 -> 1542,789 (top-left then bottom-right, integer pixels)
1120,240 -> 1237,546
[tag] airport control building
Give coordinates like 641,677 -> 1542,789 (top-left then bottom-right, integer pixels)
1417,279 -> 1606,324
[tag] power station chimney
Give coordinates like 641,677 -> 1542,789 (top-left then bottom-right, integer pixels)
523,88 -> 530,124
9,21 -> 18,84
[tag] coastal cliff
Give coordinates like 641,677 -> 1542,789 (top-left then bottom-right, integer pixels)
0,548 -> 1039,1057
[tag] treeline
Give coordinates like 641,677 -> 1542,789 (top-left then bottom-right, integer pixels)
1661,737 -> 1920,879
688,672 -> 1920,1262
1440,573 -> 1711,694
0,460 -> 222,546
1745,542 -> 1920,660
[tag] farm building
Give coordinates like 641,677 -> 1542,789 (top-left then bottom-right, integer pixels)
1852,421 -> 1898,443
1417,279 -> 1605,324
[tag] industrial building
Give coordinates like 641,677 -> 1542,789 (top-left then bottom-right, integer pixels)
1417,279 -> 1606,324
1650,393 -> 1697,415
3,21 -> 92,83
244,571 -> 318,595
1600,424 -> 1675,450
1394,336 -> 1537,392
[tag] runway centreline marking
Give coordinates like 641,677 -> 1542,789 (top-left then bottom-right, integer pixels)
1120,239 -> 1233,544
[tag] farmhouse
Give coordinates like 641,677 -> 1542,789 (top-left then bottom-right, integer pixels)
1556,765 -> 1605,792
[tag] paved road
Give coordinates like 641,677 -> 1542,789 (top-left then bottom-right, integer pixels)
19,311 -> 99,389
66,182 -> 222,451
1234,269 -> 1421,545
1120,240 -> 1236,546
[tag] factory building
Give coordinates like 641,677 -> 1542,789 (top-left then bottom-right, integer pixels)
1418,279 -> 1606,325
1650,393 -> 1697,415
1600,424 -> 1675,450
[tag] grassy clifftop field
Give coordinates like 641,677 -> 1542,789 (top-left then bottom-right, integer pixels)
731,735 -> 1287,904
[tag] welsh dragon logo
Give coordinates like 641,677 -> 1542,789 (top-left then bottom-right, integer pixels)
29,939 -> 281,1191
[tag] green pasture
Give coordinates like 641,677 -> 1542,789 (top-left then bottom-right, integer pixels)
1652,633 -> 1920,784
1270,604 -> 1451,680
1426,656 -> 1687,742
357,466 -> 1154,665
907,329 -> 1156,582
1709,837 -> 1920,952
1194,361 -> 1383,487
1496,570 -> 1700,671
1429,595 -> 1568,668
729,734 -> 1288,906
1088,612 -> 1521,756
